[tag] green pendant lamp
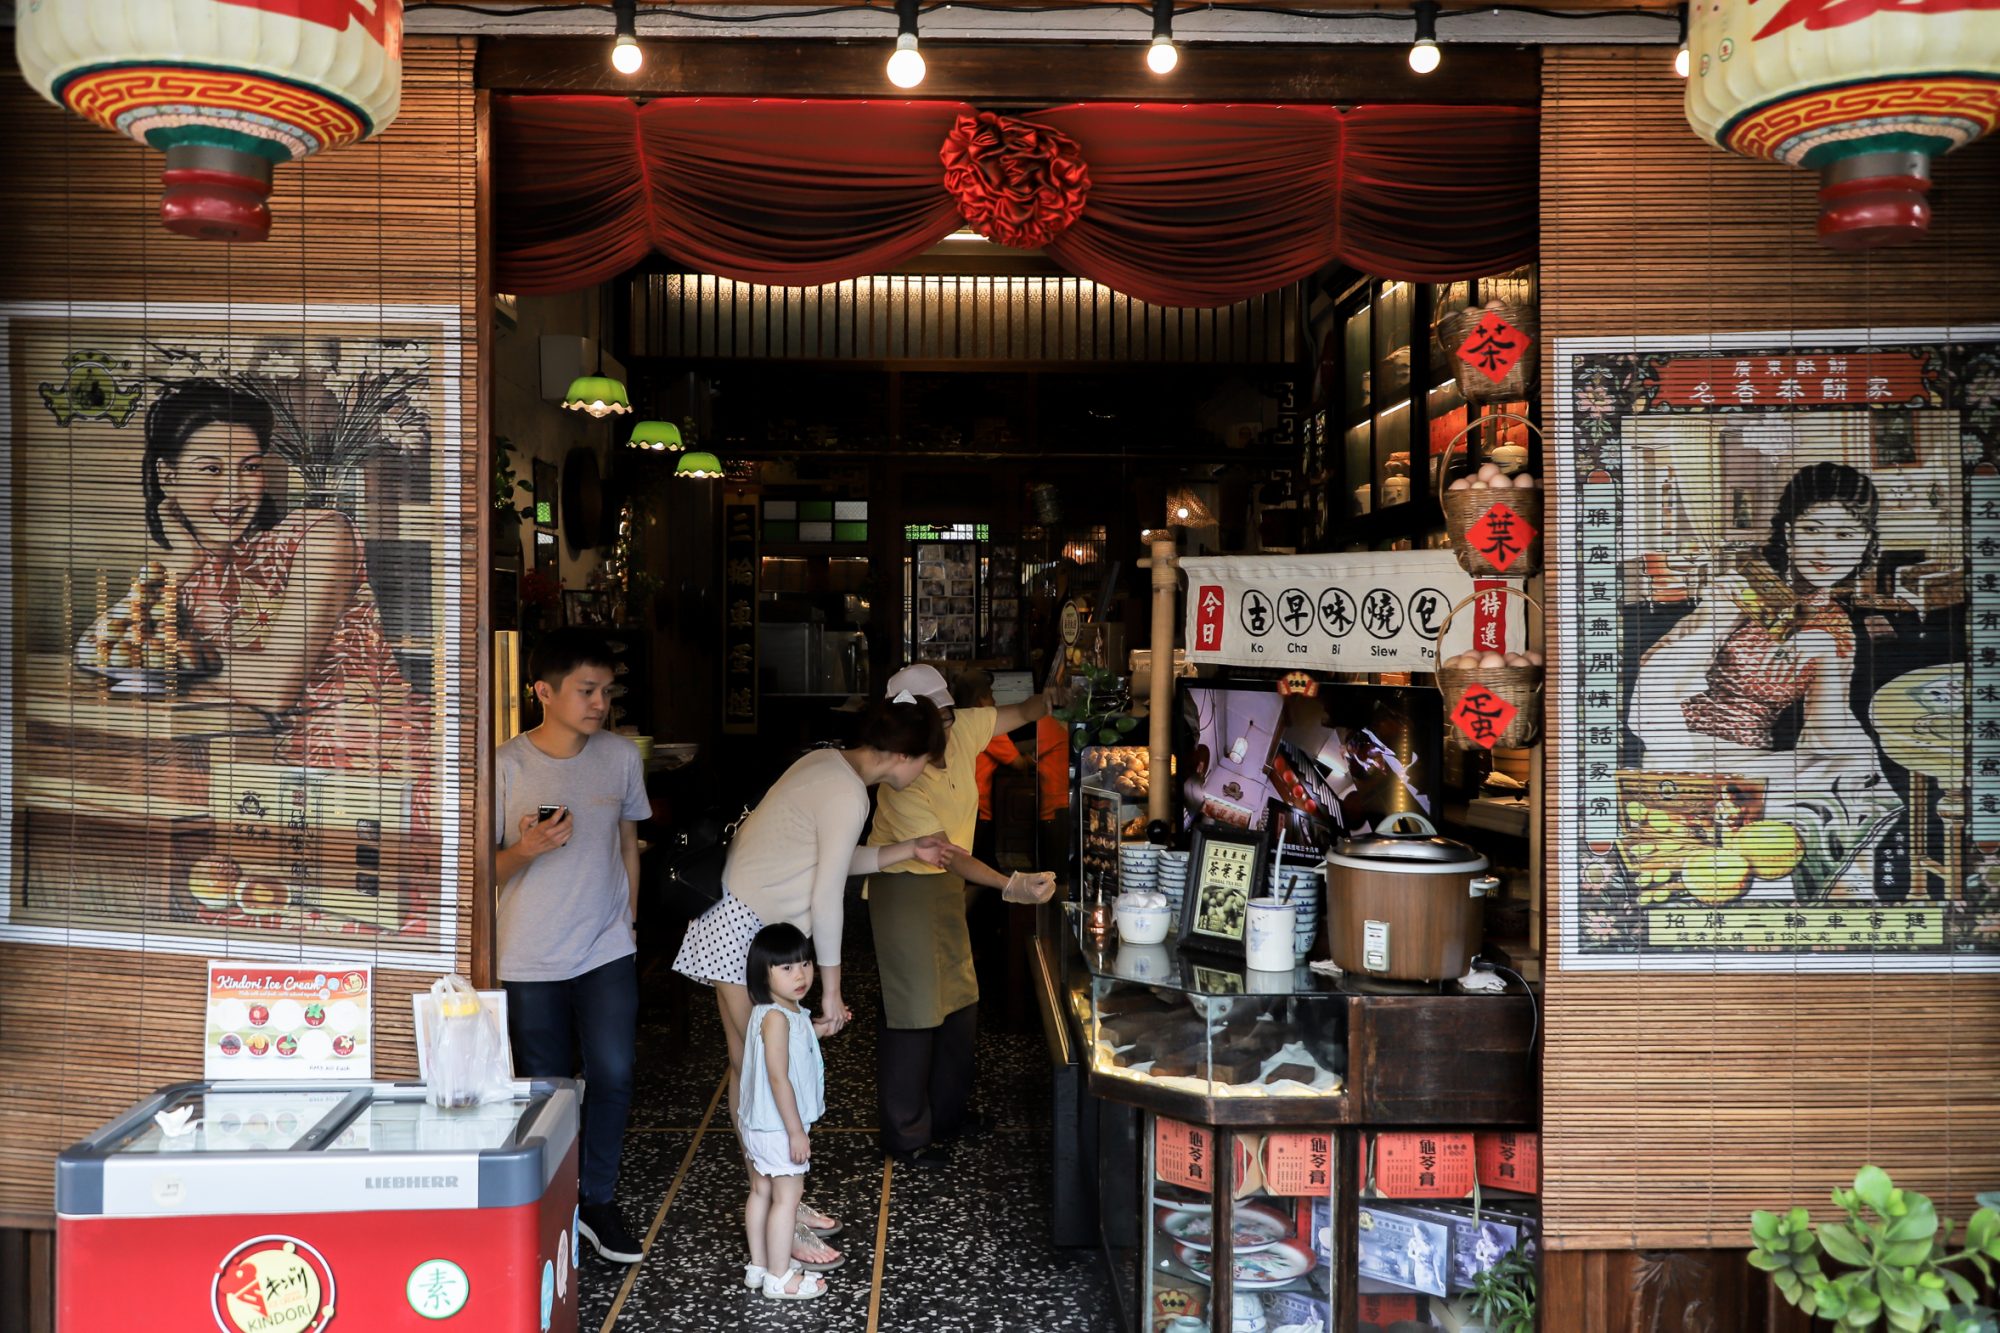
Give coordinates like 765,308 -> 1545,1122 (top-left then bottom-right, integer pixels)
626,420 -> 683,452
562,374 -> 632,418
673,450 -> 725,479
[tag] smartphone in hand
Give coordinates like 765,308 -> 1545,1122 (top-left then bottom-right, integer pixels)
536,805 -> 568,823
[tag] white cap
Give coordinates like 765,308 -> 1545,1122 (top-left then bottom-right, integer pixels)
884,663 -> 954,709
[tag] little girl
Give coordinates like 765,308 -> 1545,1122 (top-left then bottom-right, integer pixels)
739,923 -> 829,1300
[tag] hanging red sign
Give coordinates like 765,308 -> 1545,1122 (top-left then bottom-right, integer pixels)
1465,502 -> 1537,573
1450,683 -> 1519,750
1192,584 -> 1227,654
1649,350 -> 1934,408
1455,311 -> 1531,383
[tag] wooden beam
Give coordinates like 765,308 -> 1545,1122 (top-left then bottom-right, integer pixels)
477,37 -> 1541,103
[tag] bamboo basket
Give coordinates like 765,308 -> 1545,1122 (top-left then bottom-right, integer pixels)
1434,298 -> 1540,403
1437,414 -> 1546,579
1435,587 -> 1544,750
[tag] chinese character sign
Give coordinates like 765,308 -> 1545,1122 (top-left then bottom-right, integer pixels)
1554,330 -> 2000,970
1181,551 -> 1526,672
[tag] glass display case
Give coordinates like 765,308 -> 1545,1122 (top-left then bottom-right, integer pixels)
1352,1129 -> 1542,1332
1035,899 -> 1541,1333
1146,1117 -> 1338,1333
1060,906 -> 1349,1119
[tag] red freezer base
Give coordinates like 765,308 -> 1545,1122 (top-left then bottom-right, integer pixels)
59,1146 -> 579,1333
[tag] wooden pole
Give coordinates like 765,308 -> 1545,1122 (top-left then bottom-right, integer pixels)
1144,531 -> 1180,830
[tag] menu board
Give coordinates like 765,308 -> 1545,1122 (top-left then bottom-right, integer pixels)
205,960 -> 373,1080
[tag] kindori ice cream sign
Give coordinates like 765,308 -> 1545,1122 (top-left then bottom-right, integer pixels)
206,961 -> 372,1080
1683,0 -> 2000,248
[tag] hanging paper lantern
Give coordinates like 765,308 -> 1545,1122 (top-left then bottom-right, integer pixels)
1684,0 -> 2000,249
16,0 -> 404,242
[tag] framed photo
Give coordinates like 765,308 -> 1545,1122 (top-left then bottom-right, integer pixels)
1177,821 -> 1269,957
563,589 -> 609,627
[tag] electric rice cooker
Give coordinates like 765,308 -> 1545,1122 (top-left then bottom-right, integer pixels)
1324,813 -> 1495,981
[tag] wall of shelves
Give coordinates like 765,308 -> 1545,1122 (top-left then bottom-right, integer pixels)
1307,269 -> 1539,555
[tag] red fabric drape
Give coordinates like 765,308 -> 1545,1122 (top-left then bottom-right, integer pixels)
495,97 -> 1536,307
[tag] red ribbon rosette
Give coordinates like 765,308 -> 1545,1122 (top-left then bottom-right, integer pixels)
940,112 -> 1090,249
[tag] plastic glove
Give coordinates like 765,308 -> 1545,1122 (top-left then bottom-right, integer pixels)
1002,871 -> 1058,905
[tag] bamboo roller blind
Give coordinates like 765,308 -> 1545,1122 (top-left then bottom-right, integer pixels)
0,39 -> 481,1219
1539,47 -> 2000,1251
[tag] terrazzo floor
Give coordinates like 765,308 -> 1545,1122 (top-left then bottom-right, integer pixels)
578,896 -> 1119,1332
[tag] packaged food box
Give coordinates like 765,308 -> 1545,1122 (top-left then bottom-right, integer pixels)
1362,1131 -> 1476,1198
1265,1289 -> 1332,1331
1355,1290 -> 1421,1329
1474,1131 -> 1539,1194
1263,1131 -> 1337,1196
1381,1203 -> 1523,1293
1357,1204 -> 1450,1297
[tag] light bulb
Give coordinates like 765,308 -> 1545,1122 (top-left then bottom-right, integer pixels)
1674,43 -> 1690,77
1408,38 -> 1440,74
887,33 -> 926,88
612,34 -> 642,74
1147,35 -> 1179,74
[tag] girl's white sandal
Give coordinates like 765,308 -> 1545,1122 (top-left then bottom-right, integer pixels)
760,1266 -> 827,1301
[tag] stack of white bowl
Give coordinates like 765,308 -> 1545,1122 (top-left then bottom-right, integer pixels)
1118,842 -> 1159,897
1155,848 -> 1192,926
1270,858 -> 1324,963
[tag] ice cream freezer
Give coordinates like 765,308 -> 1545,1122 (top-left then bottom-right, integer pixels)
56,1078 -> 580,1332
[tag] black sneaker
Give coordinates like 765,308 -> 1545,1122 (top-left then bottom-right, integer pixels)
884,1143 -> 951,1170
577,1203 -> 645,1263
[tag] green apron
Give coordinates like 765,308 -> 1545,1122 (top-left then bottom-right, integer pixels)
869,869 -> 977,1029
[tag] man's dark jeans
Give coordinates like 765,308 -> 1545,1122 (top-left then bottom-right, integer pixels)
504,953 -> 638,1206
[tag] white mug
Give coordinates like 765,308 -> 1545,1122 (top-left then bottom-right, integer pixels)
1244,897 -> 1297,972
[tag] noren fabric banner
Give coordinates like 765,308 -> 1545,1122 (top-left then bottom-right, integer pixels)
493,97 -> 1538,305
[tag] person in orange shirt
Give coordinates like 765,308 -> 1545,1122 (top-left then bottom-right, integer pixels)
963,671 -> 1034,863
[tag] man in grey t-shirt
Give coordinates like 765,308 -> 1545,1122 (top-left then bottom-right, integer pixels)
496,629 -> 652,1264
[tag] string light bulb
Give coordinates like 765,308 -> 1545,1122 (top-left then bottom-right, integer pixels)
887,0 -> 926,88
1408,0 -> 1441,74
611,0 -> 642,74
1673,3 -> 1690,77
1147,0 -> 1179,73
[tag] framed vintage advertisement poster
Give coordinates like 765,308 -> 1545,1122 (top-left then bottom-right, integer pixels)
1551,327 -> 2000,972
1178,821 -> 1269,957
0,302 -> 466,968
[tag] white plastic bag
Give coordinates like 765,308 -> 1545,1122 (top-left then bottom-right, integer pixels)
423,974 -> 514,1109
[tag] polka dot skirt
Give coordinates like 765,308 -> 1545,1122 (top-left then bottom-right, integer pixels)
672,893 -> 765,988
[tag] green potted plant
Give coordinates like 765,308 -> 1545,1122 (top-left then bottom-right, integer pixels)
1052,662 -> 1140,751
1749,1167 -> 2000,1332
1465,1245 -> 1537,1333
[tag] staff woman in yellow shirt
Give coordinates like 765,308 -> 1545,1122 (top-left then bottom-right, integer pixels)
866,664 -> 1058,1168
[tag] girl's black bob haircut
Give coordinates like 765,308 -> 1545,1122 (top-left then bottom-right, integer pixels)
746,922 -> 814,1005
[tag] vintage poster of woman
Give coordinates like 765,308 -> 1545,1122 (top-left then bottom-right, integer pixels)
1553,329 -> 2000,970
0,302 -> 464,967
